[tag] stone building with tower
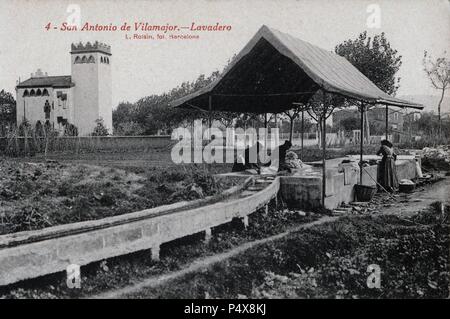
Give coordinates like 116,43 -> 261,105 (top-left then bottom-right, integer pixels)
15,41 -> 112,135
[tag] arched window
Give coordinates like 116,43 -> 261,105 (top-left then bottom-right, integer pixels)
23,90 -> 29,97
74,56 -> 81,64
30,89 -> 35,96
36,89 -> 42,96
106,57 -> 109,64
42,89 -> 49,96
100,56 -> 104,63
88,55 -> 95,63
81,55 -> 87,63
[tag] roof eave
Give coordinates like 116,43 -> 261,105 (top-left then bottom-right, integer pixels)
376,99 -> 424,110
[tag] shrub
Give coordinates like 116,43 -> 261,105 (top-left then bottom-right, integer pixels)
91,118 -> 109,136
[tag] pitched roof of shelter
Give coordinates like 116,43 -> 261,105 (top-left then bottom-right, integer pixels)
171,25 -> 423,112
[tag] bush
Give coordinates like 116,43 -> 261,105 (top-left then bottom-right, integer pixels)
91,118 -> 109,136
113,121 -> 144,136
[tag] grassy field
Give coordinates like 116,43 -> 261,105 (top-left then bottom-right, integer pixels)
0,155 -> 235,235
122,202 -> 449,299
12,144 -> 403,170
14,149 -> 232,174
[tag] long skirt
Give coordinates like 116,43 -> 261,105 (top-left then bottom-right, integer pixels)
377,157 -> 399,192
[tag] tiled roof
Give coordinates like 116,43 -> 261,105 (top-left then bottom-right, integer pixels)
16,76 -> 74,88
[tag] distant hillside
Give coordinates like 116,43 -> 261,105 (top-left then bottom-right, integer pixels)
399,94 -> 450,115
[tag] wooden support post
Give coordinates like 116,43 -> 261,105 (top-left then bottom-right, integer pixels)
208,95 -> 213,140
321,114 -> 326,207
204,228 -> 212,243
264,113 -> 268,147
360,103 -> 365,185
208,95 -> 212,128
385,104 -> 389,140
151,245 -> 160,261
289,117 -> 294,142
321,92 -> 327,207
301,109 -> 304,161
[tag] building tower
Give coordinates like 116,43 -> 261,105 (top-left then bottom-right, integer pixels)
70,41 -> 112,135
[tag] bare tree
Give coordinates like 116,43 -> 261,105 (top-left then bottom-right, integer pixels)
283,104 -> 309,142
423,51 -> 450,138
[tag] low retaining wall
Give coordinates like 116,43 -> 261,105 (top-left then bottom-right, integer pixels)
280,157 -> 417,210
0,135 -> 172,154
0,177 -> 279,286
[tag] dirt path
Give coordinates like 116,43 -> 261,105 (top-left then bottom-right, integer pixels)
383,176 -> 450,215
90,177 -> 450,299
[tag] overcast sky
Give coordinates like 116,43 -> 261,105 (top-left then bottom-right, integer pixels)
0,0 -> 448,107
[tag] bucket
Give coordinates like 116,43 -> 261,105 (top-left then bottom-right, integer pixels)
354,184 -> 377,202
399,183 -> 415,193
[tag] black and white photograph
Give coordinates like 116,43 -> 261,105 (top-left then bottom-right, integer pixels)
0,0 -> 449,306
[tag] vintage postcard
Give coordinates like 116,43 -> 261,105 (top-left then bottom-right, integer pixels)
0,0 -> 449,307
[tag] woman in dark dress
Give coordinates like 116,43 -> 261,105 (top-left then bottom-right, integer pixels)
376,140 -> 399,192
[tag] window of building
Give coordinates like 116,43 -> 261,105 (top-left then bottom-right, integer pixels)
88,55 -> 95,63
61,93 -> 67,109
57,91 -> 62,107
81,56 -> 87,63
36,89 -> 42,96
74,56 -> 81,64
30,89 -> 35,96
23,90 -> 29,97
42,89 -> 49,96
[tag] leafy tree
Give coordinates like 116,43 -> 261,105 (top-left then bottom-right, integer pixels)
335,31 -> 402,95
306,91 -> 342,148
215,111 -> 239,128
0,89 -> 16,129
283,106 -> 303,142
368,119 -> 385,136
406,111 -> 449,139
423,51 -> 450,138
113,102 -> 136,127
292,117 -> 314,134
112,58 -> 239,135
112,72 -> 221,135
114,121 -> 145,136
339,117 -> 360,132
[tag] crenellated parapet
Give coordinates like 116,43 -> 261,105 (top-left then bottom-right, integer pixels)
70,41 -> 111,55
